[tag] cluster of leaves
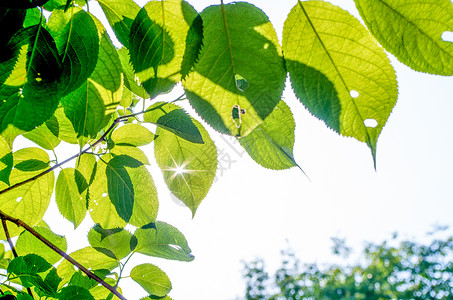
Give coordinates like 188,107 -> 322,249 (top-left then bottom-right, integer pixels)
243,230 -> 453,299
0,0 -> 452,298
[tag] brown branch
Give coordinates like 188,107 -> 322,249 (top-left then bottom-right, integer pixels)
0,212 -> 126,300
1,217 -> 34,299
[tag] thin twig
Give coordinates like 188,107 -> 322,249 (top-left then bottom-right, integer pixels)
0,212 -> 126,300
0,95 -> 185,197
1,217 -> 34,299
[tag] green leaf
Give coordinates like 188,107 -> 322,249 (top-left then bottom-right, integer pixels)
47,7 -> 99,96
144,102 -> 203,144
58,286 -> 94,300
154,117 -> 217,216
283,1 -> 397,166
183,2 -> 286,137
111,124 -> 154,147
239,100 -> 299,170
129,0 -> 199,98
46,108 -> 77,144
88,224 -> 136,260
0,148 -> 54,238
36,268 -> 61,298
97,0 -> 140,48
105,155 -> 158,225
117,48 -> 149,99
354,0 -> 453,75
16,226 -> 67,265
55,168 -> 87,228
134,221 -> 194,262
58,11 -> 122,142
89,153 -> 158,228
56,247 -> 117,287
0,25 -> 61,134
111,144 -> 150,165
0,135 -> 13,185
8,254 -> 51,275
23,8 -> 42,27
7,254 -> 52,290
130,263 -> 171,297
23,121 -> 61,150
68,271 -> 97,290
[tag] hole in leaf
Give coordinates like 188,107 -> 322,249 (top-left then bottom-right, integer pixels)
364,119 -> 378,128
350,90 -> 359,98
263,43 -> 269,49
234,74 -> 249,92
102,193 -> 108,198
441,31 -> 453,43
231,105 -> 247,128
16,197 -> 22,202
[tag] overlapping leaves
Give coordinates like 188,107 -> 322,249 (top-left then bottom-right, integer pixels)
283,1 -> 398,165
0,148 -> 54,238
153,104 -> 217,216
183,2 -> 286,137
129,0 -> 200,98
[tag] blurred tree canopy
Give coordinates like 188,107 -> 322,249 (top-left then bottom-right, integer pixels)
243,229 -> 453,299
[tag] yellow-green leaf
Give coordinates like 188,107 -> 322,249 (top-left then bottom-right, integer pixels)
283,1 -> 397,166
354,0 -> 453,75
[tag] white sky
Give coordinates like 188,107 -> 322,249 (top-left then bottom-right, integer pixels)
32,0 -> 453,299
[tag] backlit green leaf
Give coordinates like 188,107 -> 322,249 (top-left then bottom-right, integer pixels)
0,135 -> 12,185
354,0 -> 453,75
23,121 -> 61,150
55,168 -> 87,228
154,118 -> 217,216
111,124 -> 154,147
117,47 -> 149,99
58,286 -> 94,300
16,226 -> 67,265
98,0 -> 140,48
283,1 -> 397,166
129,0 -> 199,97
134,221 -> 194,262
144,102 -> 203,144
131,263 -> 171,297
89,153 -> 158,228
88,224 -> 135,260
110,145 -> 150,165
59,12 -> 123,142
8,254 -> 51,276
239,100 -> 298,170
56,247 -> 117,287
183,2 -> 286,136
47,7 -> 99,95
0,148 -> 54,238
51,108 -> 79,144
0,25 -> 61,134
23,8 -> 42,27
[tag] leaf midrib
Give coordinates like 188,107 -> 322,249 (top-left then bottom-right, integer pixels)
374,0 -> 451,58
297,1 -> 372,146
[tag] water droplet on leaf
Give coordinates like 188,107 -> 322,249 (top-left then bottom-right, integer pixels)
234,74 -> 249,92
